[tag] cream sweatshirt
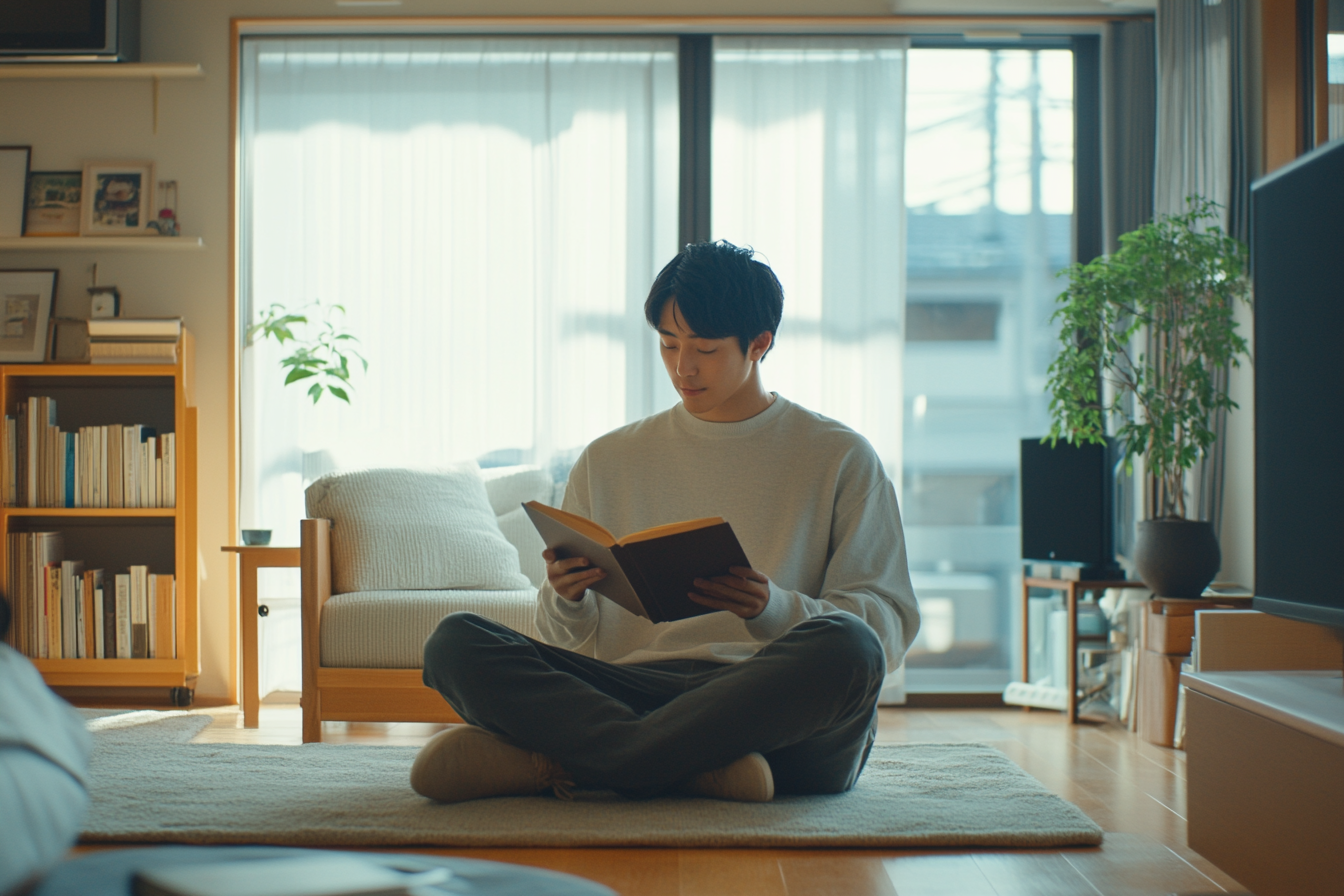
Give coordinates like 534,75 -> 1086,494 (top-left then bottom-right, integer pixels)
535,395 -> 920,668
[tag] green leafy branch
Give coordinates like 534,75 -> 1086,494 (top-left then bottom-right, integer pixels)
247,300 -> 368,405
1045,196 -> 1250,519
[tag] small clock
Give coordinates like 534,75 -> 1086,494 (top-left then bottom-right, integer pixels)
89,286 -> 120,319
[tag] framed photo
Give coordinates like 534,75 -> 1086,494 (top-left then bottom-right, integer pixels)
0,146 -> 32,238
24,171 -> 82,237
0,270 -> 58,363
81,161 -> 155,236
48,318 -> 90,364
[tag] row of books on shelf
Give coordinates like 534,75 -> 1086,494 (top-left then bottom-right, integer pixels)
3,397 -> 176,508
6,532 -> 176,660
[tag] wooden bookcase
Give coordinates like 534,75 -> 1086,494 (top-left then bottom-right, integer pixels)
0,330 -> 198,703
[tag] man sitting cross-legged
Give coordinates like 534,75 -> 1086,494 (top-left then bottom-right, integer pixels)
413,240 -> 920,803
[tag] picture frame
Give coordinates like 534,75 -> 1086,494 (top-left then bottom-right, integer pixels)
48,317 -> 90,364
24,170 -> 82,237
0,146 -> 32,238
0,270 -> 58,363
81,161 -> 155,236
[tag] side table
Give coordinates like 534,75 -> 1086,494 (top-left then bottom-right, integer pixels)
222,545 -> 301,728
1021,576 -> 1143,722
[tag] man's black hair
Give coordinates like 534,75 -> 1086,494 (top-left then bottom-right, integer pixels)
644,240 -> 784,359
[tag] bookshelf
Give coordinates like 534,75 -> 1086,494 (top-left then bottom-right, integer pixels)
0,331 -> 198,703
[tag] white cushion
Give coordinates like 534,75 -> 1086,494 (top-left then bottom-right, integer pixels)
480,465 -> 561,587
319,589 -> 538,668
480,465 -> 554,517
496,506 -> 548,587
305,464 -> 532,595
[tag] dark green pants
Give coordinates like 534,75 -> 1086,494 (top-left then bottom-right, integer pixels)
422,611 -> 884,799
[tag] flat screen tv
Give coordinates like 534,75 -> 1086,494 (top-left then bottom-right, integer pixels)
0,0 -> 138,62
1251,138 -> 1344,630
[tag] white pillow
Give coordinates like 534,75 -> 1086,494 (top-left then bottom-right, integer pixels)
305,464 -> 532,594
479,464 -> 554,516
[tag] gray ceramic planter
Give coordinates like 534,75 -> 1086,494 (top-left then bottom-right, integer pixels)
1134,518 -> 1221,598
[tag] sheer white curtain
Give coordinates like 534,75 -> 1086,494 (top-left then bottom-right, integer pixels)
239,37 -> 680,546
712,37 -> 908,474
710,36 -> 910,699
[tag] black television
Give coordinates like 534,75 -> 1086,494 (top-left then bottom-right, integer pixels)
0,0 -> 139,63
1251,138 -> 1344,630
1019,437 -> 1120,578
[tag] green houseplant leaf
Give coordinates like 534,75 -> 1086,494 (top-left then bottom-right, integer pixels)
248,300 -> 367,405
1045,196 -> 1250,520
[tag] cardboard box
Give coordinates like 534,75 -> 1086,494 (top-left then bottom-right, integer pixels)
1194,610 -> 1344,672
1146,610 -> 1196,655
1143,597 -> 1254,655
1138,648 -> 1184,746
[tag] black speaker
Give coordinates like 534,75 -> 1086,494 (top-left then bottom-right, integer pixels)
1020,438 -> 1119,577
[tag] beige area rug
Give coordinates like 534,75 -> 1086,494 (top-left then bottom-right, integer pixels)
84,738 -> 1103,849
80,709 -> 214,744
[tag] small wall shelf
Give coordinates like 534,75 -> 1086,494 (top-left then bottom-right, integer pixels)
0,62 -> 204,132
0,237 -> 204,251
0,63 -> 203,80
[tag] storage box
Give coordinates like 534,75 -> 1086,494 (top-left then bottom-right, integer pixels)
1146,610 -> 1197,655
1143,597 -> 1253,654
1194,610 -> 1344,672
1138,648 -> 1185,746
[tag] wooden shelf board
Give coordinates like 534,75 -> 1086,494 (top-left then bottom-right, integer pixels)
0,236 -> 203,251
33,657 -> 186,672
33,657 -> 189,688
4,362 -> 178,376
0,63 -> 203,80
3,507 -> 175,518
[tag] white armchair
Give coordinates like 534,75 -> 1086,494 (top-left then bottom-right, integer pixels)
300,463 -> 560,743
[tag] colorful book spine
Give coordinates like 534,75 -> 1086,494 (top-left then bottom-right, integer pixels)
0,399 -> 175,509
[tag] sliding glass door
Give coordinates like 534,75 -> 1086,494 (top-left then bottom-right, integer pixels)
238,33 -> 1082,698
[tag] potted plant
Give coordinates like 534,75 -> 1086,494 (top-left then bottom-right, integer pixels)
1045,197 -> 1250,598
247,300 -> 367,405
244,300 -> 367,546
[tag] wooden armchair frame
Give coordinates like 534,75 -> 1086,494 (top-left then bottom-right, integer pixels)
300,518 -> 462,743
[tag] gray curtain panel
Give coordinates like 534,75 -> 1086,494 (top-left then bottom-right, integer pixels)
1102,20 -> 1155,563
1104,19 -> 1156,256
1154,0 -> 1255,240
1149,0 -> 1256,534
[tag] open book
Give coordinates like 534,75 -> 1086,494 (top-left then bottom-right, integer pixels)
522,501 -> 751,623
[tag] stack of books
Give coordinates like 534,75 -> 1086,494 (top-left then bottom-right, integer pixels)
5,531 -> 175,660
2,397 -> 175,508
86,317 -> 182,365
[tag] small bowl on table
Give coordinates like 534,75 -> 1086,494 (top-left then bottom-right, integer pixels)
240,529 -> 272,546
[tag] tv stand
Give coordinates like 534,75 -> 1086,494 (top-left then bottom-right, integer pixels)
1182,669 -> 1344,895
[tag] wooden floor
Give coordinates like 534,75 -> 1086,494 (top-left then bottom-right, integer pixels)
148,701 -> 1254,896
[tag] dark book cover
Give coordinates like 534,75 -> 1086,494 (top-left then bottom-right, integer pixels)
523,502 -> 751,624
100,583 -> 115,659
615,523 -> 751,623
